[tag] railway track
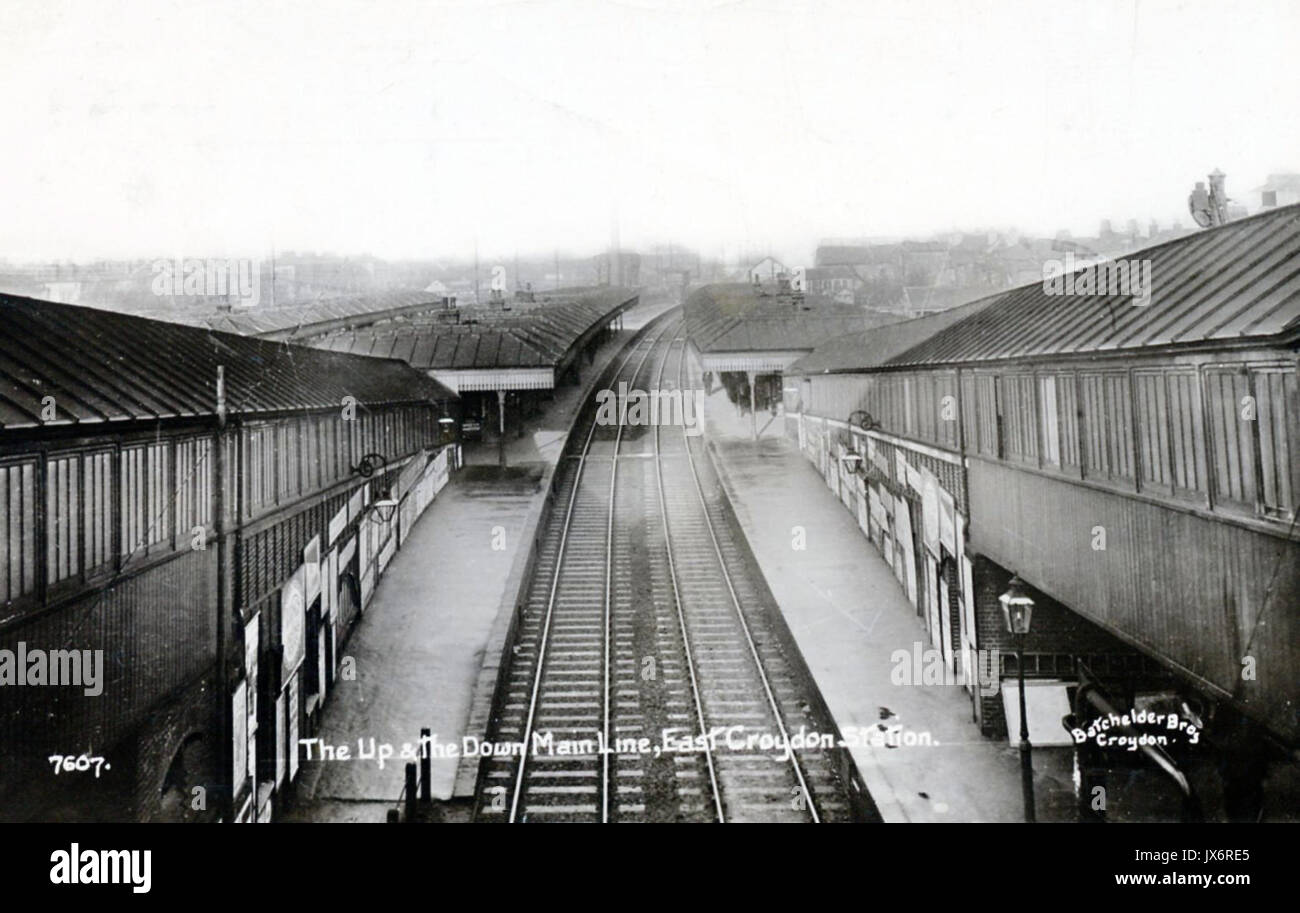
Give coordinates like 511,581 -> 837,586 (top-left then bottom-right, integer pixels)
474,314 -> 870,822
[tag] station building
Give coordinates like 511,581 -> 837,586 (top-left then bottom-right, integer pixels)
0,294 -> 457,822
306,287 -> 638,456
683,281 -> 897,439
787,205 -> 1300,819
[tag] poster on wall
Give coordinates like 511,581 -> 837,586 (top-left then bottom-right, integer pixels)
232,681 -> 247,795
248,725 -> 257,788
304,535 -> 321,605
318,624 -> 328,703
274,691 -> 286,788
282,567 -> 306,679
244,615 -> 259,728
939,489 -> 956,554
921,468 -> 941,555
328,505 -> 347,545
287,675 -> 300,781
893,494 -> 917,608
322,549 -> 335,629
359,526 -> 369,582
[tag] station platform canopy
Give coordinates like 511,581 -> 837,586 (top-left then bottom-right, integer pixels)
789,293 -> 1001,375
199,290 -> 449,340
0,294 -> 455,432
308,286 -> 639,393
683,282 -> 900,374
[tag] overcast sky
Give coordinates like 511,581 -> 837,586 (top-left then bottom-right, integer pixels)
1,0 -> 1297,266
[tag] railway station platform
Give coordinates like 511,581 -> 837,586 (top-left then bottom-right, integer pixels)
285,295 -> 679,822
695,390 -> 1077,822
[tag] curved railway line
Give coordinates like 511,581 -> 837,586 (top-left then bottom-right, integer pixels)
474,312 -> 876,823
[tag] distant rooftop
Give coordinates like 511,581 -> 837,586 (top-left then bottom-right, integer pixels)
684,283 -> 898,355
789,294 -> 999,374
890,203 -> 1300,367
307,287 -> 639,387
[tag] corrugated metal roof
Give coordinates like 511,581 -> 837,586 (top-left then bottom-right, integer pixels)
888,204 -> 1300,367
789,294 -> 1000,374
306,287 -> 637,372
684,283 -> 898,354
204,289 -> 440,337
0,294 -> 455,432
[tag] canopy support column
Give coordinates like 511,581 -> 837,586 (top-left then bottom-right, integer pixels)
497,389 -> 507,468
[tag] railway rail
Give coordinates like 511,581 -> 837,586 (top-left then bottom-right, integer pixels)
474,313 -> 874,822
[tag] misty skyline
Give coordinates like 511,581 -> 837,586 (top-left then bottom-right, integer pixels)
2,0 -> 1297,267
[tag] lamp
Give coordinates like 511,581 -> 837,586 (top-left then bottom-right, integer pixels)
350,452 -> 398,522
372,495 -> 399,524
999,574 -> 1034,634
1000,574 -> 1036,822
351,452 -> 388,479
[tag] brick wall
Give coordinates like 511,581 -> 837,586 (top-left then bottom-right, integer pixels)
132,673 -> 220,823
970,553 -> 1140,737
0,547 -> 218,821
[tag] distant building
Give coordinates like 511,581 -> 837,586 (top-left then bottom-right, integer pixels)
804,265 -> 863,298
746,256 -> 787,283
1248,174 -> 1300,212
595,249 -> 641,287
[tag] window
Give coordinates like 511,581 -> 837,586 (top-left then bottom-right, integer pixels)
121,442 -> 171,558
902,377 -> 915,436
1166,372 -> 1206,499
1134,372 -> 1172,492
1080,373 -> 1134,483
1253,367 -> 1297,518
935,374 -> 959,450
175,438 -> 212,538
914,374 -> 935,442
46,455 -> 81,585
82,451 -> 114,575
317,417 -> 335,485
1003,374 -> 1038,464
1104,374 -> 1134,481
300,417 -> 319,494
1057,374 -> 1080,472
0,460 -> 37,604
974,374 -> 998,458
1204,368 -> 1255,509
1039,376 -> 1060,467
245,425 -> 275,512
277,423 -> 298,501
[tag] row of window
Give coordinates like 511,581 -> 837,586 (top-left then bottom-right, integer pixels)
0,405 -> 439,608
970,366 -> 1296,518
854,362 -> 1297,522
2,441 -> 199,604
244,407 -> 436,513
862,371 -> 961,451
